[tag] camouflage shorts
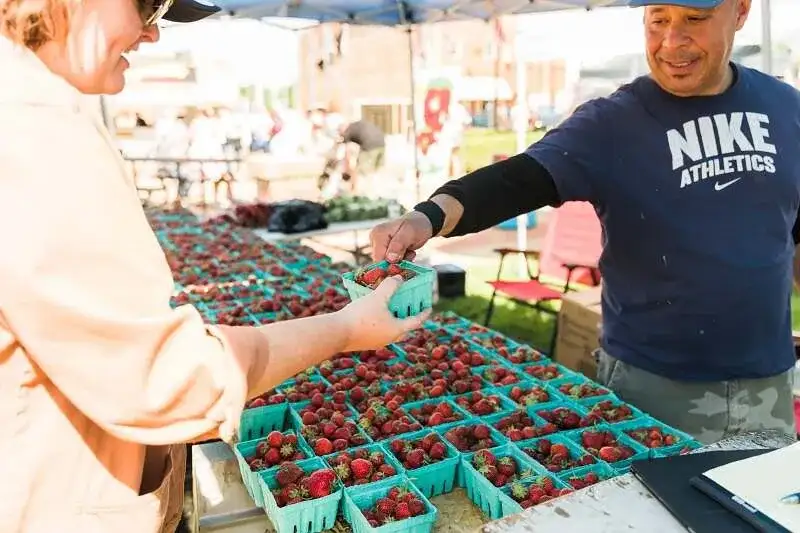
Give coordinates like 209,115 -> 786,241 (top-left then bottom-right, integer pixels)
595,349 -> 797,444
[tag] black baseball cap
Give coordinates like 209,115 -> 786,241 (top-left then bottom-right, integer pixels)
161,0 -> 221,23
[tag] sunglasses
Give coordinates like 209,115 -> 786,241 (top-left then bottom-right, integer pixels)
138,0 -> 174,26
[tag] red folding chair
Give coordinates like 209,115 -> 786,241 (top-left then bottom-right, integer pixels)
485,202 -> 603,354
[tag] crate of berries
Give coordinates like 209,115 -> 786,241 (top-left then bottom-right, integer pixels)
515,434 -> 597,475
580,396 -> 646,426
277,374 -> 335,404
495,381 -> 567,409
483,410 -> 558,442
342,260 -> 436,318
289,406 -> 372,455
344,476 -> 438,533
499,472 -> 573,514
404,398 -> 472,428
548,375 -> 615,405
460,444 -> 543,520
240,389 -> 288,442
234,430 -> 314,506
435,420 -> 508,486
533,401 -> 594,432
520,362 -> 579,382
562,424 -> 649,473
386,429 -> 460,498
452,389 -> 518,418
557,462 -> 617,491
613,416 -> 699,458
257,458 -> 342,533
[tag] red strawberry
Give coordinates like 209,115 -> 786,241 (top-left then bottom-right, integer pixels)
314,438 -> 334,456
394,502 -> 411,519
267,431 -> 283,448
307,470 -> 336,499
350,458 -> 373,480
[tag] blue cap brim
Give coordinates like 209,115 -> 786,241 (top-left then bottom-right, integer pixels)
628,0 -> 724,7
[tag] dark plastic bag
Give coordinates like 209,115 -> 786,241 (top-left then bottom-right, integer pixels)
267,200 -> 328,234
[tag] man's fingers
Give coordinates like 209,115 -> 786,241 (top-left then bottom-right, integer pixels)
403,250 -> 417,262
385,222 -> 415,263
369,223 -> 393,261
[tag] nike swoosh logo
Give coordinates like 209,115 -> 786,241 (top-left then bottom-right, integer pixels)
714,178 -> 741,191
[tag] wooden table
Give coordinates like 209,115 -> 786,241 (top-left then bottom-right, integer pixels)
190,431 -> 794,533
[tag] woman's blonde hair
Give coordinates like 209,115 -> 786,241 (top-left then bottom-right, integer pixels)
0,0 -> 75,50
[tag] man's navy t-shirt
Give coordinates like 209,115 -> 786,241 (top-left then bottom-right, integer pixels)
526,64 -> 800,381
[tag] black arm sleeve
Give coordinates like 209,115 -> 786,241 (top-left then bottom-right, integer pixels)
431,153 -> 560,237
793,204 -> 800,245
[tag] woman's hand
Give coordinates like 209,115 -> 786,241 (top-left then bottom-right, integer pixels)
337,275 -> 430,352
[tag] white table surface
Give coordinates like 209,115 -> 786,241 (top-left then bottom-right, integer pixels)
253,218 -> 389,243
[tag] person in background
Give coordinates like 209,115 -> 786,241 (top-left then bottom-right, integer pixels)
339,118 -> 386,194
371,0 -> 799,444
0,1 -> 428,531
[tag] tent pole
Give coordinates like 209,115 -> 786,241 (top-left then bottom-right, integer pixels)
406,26 -> 422,203
761,0 -> 772,75
514,24 -> 528,277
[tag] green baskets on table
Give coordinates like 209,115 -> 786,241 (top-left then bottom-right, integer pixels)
344,476 -> 438,533
342,261 -> 435,318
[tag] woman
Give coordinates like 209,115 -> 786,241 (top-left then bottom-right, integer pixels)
0,1 -> 427,532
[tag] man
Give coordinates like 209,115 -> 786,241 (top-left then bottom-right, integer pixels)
370,0 -> 799,444
340,118 -> 386,193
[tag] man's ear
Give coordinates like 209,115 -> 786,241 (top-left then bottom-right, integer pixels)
734,0 -> 751,31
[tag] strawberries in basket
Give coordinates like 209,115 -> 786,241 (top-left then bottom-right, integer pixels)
520,438 -> 595,473
454,391 -> 508,416
577,429 -> 638,463
442,424 -> 500,452
362,486 -> 428,527
623,426 -> 681,449
556,381 -> 611,400
480,366 -> 521,386
563,470 -> 606,490
325,448 -> 398,486
536,406 -> 591,431
407,401 -> 464,427
388,433 -> 451,470
355,263 -> 416,289
506,384 -> 553,407
523,364 -> 566,381
271,463 -> 337,507
245,431 -> 307,472
301,415 -> 369,454
585,399 -> 637,424
470,449 -> 535,488
492,411 -> 558,441
357,400 -> 422,441
507,477 -> 572,508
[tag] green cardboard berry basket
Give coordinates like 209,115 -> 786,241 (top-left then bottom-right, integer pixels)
498,471 -> 572,516
579,395 -> 647,426
460,443 -> 544,520
434,419 -> 508,487
342,260 -> 436,319
324,442 -> 405,521
560,423 -> 650,474
557,462 -> 617,490
385,428 -> 460,498
493,381 -> 568,410
613,416 -> 700,458
344,475 -> 438,533
547,375 -> 616,406
239,402 -> 287,442
234,430 -> 314,507
257,457 -> 343,533
513,433 -> 599,478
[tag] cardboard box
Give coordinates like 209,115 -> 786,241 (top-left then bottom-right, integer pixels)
555,286 -> 602,379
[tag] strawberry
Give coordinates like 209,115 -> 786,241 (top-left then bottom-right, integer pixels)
275,463 -> 304,487
313,438 -> 334,456
375,497 -> 395,515
350,458 -> 373,480
394,502 -> 411,519
266,431 -> 283,448
307,470 -> 336,499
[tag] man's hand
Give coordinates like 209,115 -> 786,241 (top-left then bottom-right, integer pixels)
370,212 -> 434,262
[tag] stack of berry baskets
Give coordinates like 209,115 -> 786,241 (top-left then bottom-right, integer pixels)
560,423 -> 650,474
547,374 -> 616,407
460,443 -> 545,519
234,430 -> 314,506
344,475 -> 438,533
494,379 -> 569,411
612,416 -> 700,458
384,429 -> 461,498
435,419 -> 508,486
258,457 -> 343,533
342,260 -> 436,319
323,442 -> 405,521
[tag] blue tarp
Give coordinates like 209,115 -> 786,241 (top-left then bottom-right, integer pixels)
212,0 -> 629,25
